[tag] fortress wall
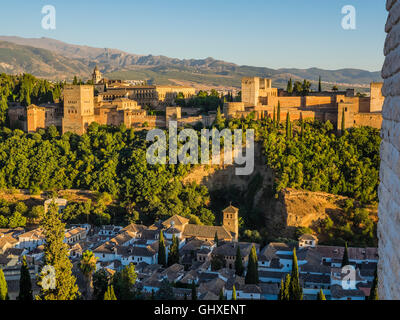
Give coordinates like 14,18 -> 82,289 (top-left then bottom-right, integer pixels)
378,0 -> 400,300
267,96 -> 302,108
278,110 -> 316,122
353,113 -> 383,129
304,96 -> 333,108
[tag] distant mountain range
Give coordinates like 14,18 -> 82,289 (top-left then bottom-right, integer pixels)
0,36 -> 382,91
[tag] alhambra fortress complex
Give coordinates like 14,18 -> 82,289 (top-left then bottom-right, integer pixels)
8,67 -> 384,134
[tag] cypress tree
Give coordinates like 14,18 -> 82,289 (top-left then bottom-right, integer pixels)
368,268 -> 379,300
245,245 -> 259,284
18,255 -> 33,300
215,106 -> 224,128
214,232 -> 219,247
104,285 -> 117,300
38,203 -> 79,300
167,235 -> 179,267
232,285 -> 237,300
279,274 -> 290,301
287,78 -> 293,94
289,248 -> 303,300
318,76 -> 322,92
191,281 -> 197,300
317,289 -> 326,300
278,278 -> 284,300
277,101 -> 281,126
341,242 -> 350,267
300,113 -> 304,139
341,108 -> 346,133
272,106 -> 276,128
286,112 -> 291,140
235,245 -> 244,276
158,231 -> 167,267
0,268 -> 8,300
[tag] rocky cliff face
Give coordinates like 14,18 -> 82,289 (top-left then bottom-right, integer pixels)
182,142 -> 274,192
182,143 -> 357,238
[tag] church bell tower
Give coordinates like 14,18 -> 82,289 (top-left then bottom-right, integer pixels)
222,205 -> 239,241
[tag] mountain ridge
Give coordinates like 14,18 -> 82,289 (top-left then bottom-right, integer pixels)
0,36 -> 382,90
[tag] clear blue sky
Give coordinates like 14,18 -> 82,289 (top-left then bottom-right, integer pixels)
0,0 -> 387,71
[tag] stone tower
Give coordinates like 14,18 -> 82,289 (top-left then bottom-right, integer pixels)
62,85 -> 95,135
92,66 -> 102,84
378,0 -> 400,300
370,82 -> 384,112
241,77 -> 260,106
222,205 -> 239,241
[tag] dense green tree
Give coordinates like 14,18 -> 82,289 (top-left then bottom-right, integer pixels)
289,248 -> 303,300
287,78 -> 293,94
112,263 -> 137,300
37,203 -> 79,300
167,235 -> 180,266
262,121 -> 380,209
318,76 -> 322,92
286,112 -> 292,140
17,255 -> 33,300
277,101 -> 281,125
301,80 -> 311,96
158,231 -> 167,267
245,245 -> 259,284
235,245 -> 244,276
104,285 -> 117,300
293,81 -> 303,95
0,95 -> 8,126
92,269 -> 109,300
341,109 -> 346,133
300,113 -> 304,139
215,106 -> 225,129
273,106 -> 276,128
278,274 -> 290,301
214,231 -> 219,247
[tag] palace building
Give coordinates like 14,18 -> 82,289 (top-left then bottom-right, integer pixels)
91,66 -> 195,109
224,77 -> 384,130
8,67 -> 197,134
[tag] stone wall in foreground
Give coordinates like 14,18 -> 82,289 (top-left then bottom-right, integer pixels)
378,0 -> 400,300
